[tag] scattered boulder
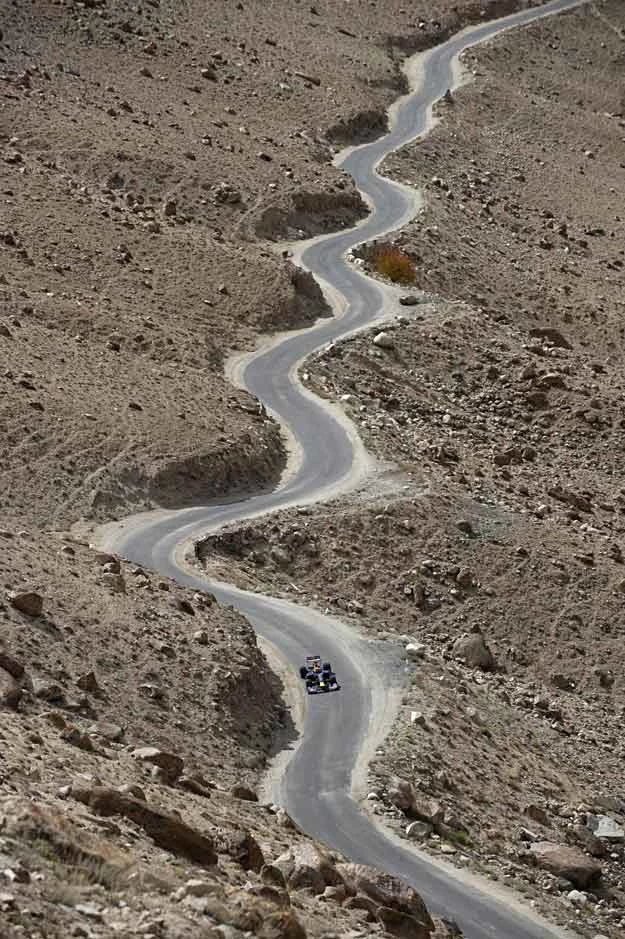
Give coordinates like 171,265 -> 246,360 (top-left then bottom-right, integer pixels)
131,746 -> 184,782
275,843 -> 343,896
387,778 -> 418,814
76,671 -> 101,694
0,651 -> 24,680
586,814 -> 624,843
219,829 -> 264,872
530,842 -> 602,888
71,786 -> 216,865
405,642 -> 426,660
87,721 -> 123,742
451,632 -> 496,671
8,590 -> 43,617
338,864 -> 434,937
230,783 -> 258,802
0,669 -> 22,709
373,331 -> 395,350
32,679 -> 65,703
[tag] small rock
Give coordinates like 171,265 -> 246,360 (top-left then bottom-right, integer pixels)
8,590 -> 43,617
373,331 -> 395,350
132,746 -> 184,782
99,572 -> 126,593
87,721 -> 123,742
76,671 -> 101,694
451,632 -> 496,671
406,821 -> 432,840
567,889 -> 588,907
230,784 -> 258,802
33,680 -> 65,703
587,814 -> 624,842
0,670 -> 22,709
531,842 -> 601,888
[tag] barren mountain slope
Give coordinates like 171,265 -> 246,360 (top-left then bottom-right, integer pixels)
2,0 -> 557,528
0,530 -> 465,938
0,2 -> 553,937
196,3 -> 625,937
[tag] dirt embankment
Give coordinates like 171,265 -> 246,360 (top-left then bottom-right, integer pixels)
195,3 -> 625,937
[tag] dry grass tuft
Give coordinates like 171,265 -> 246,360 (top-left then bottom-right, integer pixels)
372,243 -> 416,284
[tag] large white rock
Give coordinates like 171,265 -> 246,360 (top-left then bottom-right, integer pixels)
587,814 -> 624,842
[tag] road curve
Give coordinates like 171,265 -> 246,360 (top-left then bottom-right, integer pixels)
98,2 -> 586,936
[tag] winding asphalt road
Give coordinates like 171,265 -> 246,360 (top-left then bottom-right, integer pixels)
99,2 -> 586,936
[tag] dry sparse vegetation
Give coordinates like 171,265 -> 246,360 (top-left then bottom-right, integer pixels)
372,243 -> 417,283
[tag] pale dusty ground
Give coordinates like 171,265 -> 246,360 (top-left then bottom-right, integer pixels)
0,2 -> 552,937
1,0 -> 536,528
195,2 -> 625,937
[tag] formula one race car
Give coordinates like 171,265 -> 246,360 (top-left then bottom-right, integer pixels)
299,655 -> 340,694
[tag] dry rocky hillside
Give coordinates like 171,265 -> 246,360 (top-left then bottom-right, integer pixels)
194,2 -> 625,938
0,1 -> 581,937
0,533 -> 461,938
0,0 -> 541,529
